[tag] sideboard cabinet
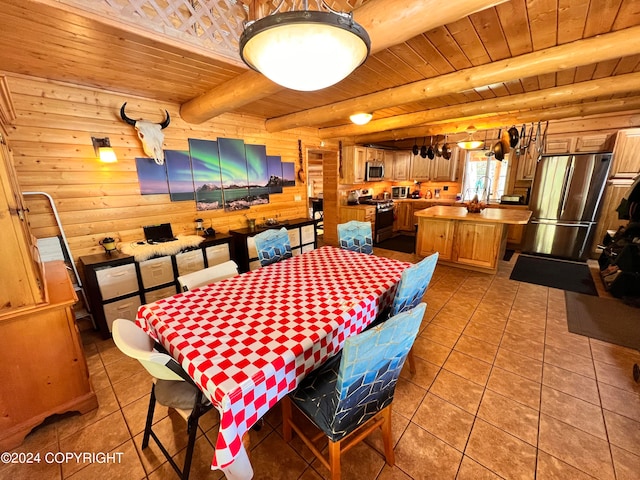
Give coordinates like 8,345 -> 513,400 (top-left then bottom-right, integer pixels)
80,235 -> 233,338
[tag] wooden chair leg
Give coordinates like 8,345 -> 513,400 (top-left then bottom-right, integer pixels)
407,349 -> 416,374
380,406 -> 395,466
281,396 -> 293,442
328,439 -> 341,480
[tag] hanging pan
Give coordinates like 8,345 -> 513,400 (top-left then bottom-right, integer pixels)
412,138 -> 419,156
420,137 -> 427,158
493,129 -> 505,161
508,125 -> 520,148
442,135 -> 451,160
427,136 -> 435,160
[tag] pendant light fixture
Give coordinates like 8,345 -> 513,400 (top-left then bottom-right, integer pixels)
349,112 -> 373,125
239,0 -> 370,91
457,127 -> 484,150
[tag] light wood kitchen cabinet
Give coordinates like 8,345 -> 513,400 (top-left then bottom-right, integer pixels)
410,147 -> 461,181
395,201 -> 414,231
340,145 -> 367,184
416,218 -> 455,261
340,204 -> 376,232
610,128 -> 640,178
453,221 -> 501,269
392,151 -> 411,180
515,149 -> 537,181
544,133 -> 614,155
366,148 -> 391,180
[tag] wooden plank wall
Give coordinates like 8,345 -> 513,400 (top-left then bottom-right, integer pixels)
2,73 -> 335,265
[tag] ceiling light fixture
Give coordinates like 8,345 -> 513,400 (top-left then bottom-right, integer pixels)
457,128 -> 484,150
349,112 -> 373,125
239,1 -> 370,91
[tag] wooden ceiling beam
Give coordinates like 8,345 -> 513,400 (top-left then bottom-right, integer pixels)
319,72 -> 640,138
179,0 -> 507,124
265,25 -> 640,133
353,96 -> 640,143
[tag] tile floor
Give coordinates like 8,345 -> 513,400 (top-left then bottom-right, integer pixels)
2,248 -> 640,480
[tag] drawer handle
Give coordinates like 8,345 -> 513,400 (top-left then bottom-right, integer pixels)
111,271 -> 127,277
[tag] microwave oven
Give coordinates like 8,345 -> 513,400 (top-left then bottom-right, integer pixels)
365,162 -> 384,181
391,186 -> 410,199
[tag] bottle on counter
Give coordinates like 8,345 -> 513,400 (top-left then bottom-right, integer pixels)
425,189 -> 433,199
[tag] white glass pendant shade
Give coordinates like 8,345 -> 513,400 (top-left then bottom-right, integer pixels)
240,11 -> 370,91
349,112 -> 372,125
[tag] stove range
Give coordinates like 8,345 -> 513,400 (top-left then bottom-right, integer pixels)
357,195 -> 395,243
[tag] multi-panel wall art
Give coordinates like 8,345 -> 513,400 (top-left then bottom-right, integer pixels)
135,137 -> 295,211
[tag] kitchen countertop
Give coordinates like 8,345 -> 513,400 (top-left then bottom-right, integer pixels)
415,205 -> 532,224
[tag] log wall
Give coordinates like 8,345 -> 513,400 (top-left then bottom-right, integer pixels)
2,73 -> 336,265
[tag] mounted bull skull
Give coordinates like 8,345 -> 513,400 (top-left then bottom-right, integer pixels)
120,102 -> 170,165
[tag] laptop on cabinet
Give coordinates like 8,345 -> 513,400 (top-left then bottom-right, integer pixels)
143,223 -> 178,243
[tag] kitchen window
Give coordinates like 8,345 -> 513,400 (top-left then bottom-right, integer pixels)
461,150 -> 509,202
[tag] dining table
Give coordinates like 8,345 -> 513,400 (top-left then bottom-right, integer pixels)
135,245 -> 412,479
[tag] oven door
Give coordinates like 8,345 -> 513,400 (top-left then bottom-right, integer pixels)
375,207 -> 394,243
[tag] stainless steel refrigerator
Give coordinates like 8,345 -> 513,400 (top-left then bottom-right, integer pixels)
522,153 -> 612,261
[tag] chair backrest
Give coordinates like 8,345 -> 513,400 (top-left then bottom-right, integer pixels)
112,319 -> 186,382
390,252 -> 438,316
253,227 -> 292,267
331,303 -> 426,437
177,260 -> 238,291
337,220 -> 373,254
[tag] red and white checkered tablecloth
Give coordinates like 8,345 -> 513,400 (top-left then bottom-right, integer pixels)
136,246 -> 411,473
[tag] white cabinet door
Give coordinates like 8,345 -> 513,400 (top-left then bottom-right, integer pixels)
301,225 -> 315,245
175,249 -> 205,276
139,256 -> 174,289
96,264 -> 139,300
205,243 -> 231,266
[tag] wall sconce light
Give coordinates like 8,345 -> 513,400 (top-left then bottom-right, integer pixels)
349,112 -> 373,125
92,136 -> 117,163
457,127 -> 484,150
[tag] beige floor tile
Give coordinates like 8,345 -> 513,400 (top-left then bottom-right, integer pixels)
610,445 -> 640,480
468,309 -> 508,331
391,377 -> 427,419
540,386 -> 607,439
544,344 -> 596,378
538,414 -> 615,480
590,340 -> 640,369
544,330 -> 592,359
429,311 -> 469,334
456,456 -> 502,479
59,411 -> 131,478
422,323 -> 461,348
250,430 -> 314,480
542,363 -> 600,406
97,340 -> 127,366
394,423 -> 462,480
412,393 -> 474,451
462,321 -> 504,346
65,439 -> 146,480
120,394 -> 170,437
500,331 -> 545,361
56,385 -> 120,441
603,409 -> 640,454
442,350 -> 492,386
599,383 -> 640,423
594,360 -> 640,394
477,389 -> 539,446
504,318 -> 546,343
453,334 -> 498,364
494,347 -> 543,383
399,355 -> 440,390
112,370 -> 154,408
0,441 -> 62,480
411,337 -> 451,366
486,367 -> 541,410
430,369 -> 485,414
377,464 -> 413,480
535,450 -> 598,480
465,419 -> 537,480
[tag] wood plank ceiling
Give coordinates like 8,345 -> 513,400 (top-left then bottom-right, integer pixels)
0,0 -> 639,148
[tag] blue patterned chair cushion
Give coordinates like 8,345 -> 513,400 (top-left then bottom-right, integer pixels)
390,252 -> 438,316
337,220 -> 373,255
253,227 -> 292,267
290,303 -> 426,442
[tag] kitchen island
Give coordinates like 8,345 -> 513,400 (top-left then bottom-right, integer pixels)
415,206 -> 532,274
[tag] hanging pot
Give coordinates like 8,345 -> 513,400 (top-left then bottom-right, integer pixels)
442,135 -> 451,160
508,125 -> 520,148
435,136 -> 443,157
412,138 -> 419,156
515,124 -> 526,154
420,137 -> 427,158
493,129 -> 505,161
427,136 -> 435,160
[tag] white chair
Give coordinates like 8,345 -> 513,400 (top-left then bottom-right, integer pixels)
112,319 -> 212,480
177,260 -> 239,292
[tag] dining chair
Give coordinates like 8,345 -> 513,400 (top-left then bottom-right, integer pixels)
282,303 -> 426,480
177,260 -> 239,291
387,252 -> 439,373
253,227 -> 293,267
337,220 -> 373,254
112,318 -> 212,480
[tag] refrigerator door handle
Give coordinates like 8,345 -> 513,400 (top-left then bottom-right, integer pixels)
529,221 -> 590,228
558,156 -> 575,218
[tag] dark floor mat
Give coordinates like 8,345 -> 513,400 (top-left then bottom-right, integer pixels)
375,235 -> 416,254
510,254 -> 598,296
